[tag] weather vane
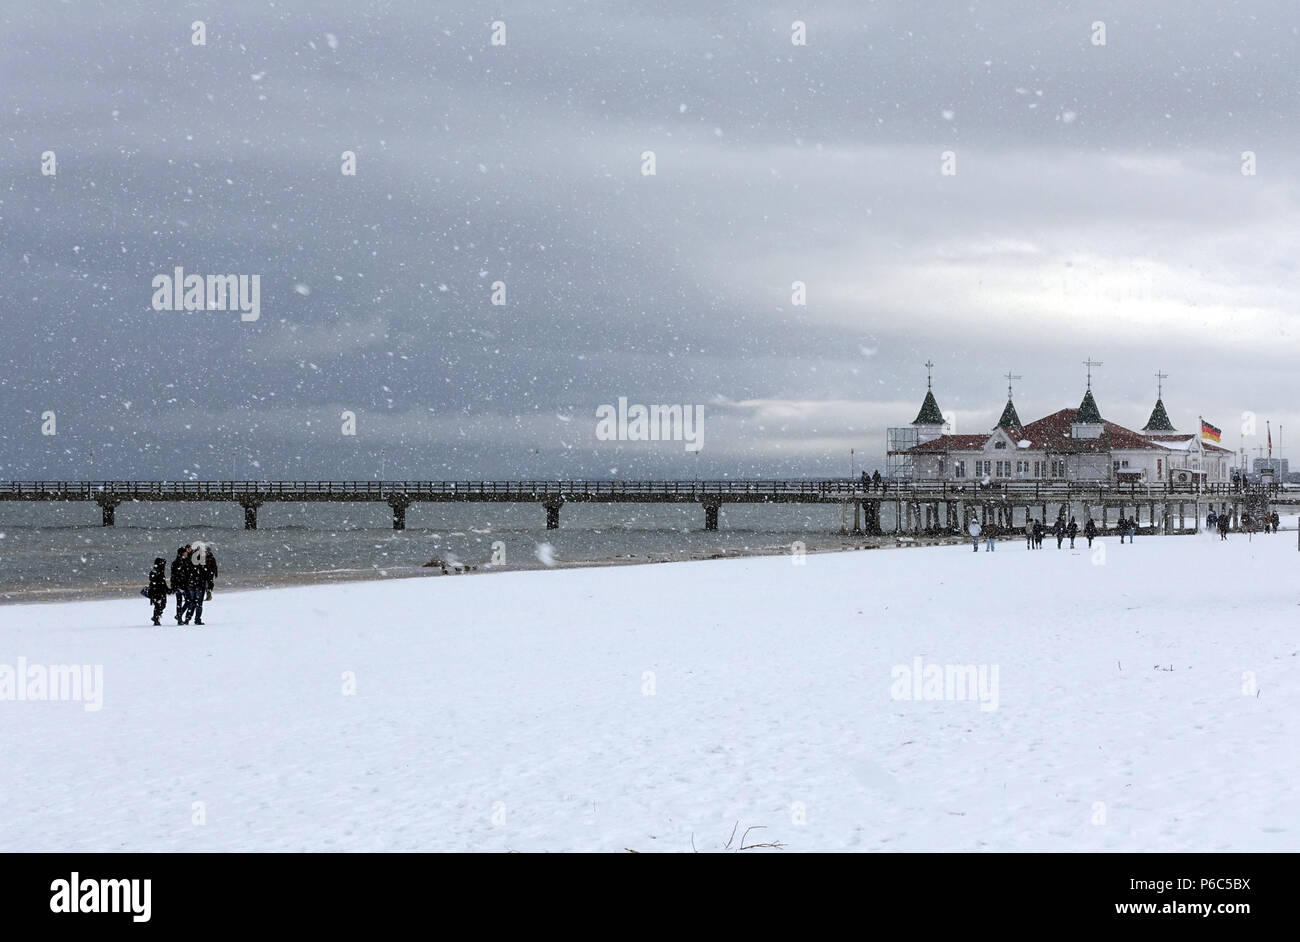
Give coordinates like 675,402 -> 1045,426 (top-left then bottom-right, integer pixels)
1004,370 -> 1021,401
925,359 -> 934,390
1083,358 -> 1104,390
1155,369 -> 1168,399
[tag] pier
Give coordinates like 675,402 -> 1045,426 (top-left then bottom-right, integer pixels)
0,480 -> 1293,533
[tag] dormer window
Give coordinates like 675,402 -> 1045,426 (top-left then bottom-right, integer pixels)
994,441 -> 1006,449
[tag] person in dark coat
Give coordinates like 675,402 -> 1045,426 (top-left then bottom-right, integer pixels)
1219,513 -> 1230,540
1084,518 -> 1097,547
146,557 -> 169,626
872,470 -> 882,491
183,546 -> 208,625
1067,516 -> 1079,549
1053,517 -> 1066,549
1272,511 -> 1281,532
193,543 -> 219,601
170,546 -> 192,625
1032,520 -> 1044,549
1116,515 -> 1127,544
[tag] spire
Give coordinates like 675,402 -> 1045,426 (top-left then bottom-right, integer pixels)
912,389 -> 945,426
1143,370 -> 1175,432
1143,399 -> 1175,432
912,360 -> 945,426
1074,388 -> 1103,424
997,369 -> 1022,428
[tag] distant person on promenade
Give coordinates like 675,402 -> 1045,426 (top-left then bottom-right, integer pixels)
1024,518 -> 1033,549
1067,517 -> 1079,549
1032,519 -> 1044,548
968,519 -> 981,552
1053,517 -> 1065,549
145,557 -> 169,626
1218,514 -> 1230,540
984,521 -> 996,552
1084,518 -> 1097,547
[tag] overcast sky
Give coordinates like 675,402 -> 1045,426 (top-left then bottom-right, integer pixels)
2,0 -> 1296,480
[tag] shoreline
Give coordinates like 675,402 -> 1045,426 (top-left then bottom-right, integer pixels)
0,531 -> 979,606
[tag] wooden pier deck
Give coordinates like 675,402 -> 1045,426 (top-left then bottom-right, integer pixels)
2,480 -> 1294,532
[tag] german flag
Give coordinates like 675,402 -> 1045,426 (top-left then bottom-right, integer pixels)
1200,419 -> 1221,443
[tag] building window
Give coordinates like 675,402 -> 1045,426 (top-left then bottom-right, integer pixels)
994,440 -> 1006,449
1016,460 -> 1029,476
954,460 -> 966,478
1157,458 -> 1162,479
1112,460 -> 1129,473
1049,459 -> 1065,478
975,460 -> 991,477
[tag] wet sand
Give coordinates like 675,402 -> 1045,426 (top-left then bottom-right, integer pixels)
0,532 -> 973,605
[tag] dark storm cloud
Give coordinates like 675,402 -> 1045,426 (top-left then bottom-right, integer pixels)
1,0 -> 1297,480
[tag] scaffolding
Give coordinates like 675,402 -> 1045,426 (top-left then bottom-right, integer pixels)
886,427 -> 919,480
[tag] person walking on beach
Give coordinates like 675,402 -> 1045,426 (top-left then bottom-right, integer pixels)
171,545 -> 192,625
183,546 -> 208,625
1032,519 -> 1044,549
145,557 -> 169,626
193,542 -> 218,601
1067,516 -> 1079,549
1053,517 -> 1065,549
984,520 -> 996,552
1272,511 -> 1281,532
1023,517 -> 1033,549
1084,517 -> 1097,547
1128,516 -> 1137,542
1116,515 -> 1127,544
968,519 -> 981,552
1218,513 -> 1230,541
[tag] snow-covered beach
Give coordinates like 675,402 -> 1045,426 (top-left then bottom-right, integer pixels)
2,530 -> 1296,852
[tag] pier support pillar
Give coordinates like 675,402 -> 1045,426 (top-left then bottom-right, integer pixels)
852,500 -> 862,534
241,501 -> 262,530
98,498 -> 119,527
702,500 -> 720,531
543,500 -> 564,530
388,497 -> 410,531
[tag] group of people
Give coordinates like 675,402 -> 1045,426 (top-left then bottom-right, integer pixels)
860,470 -> 885,490
1207,508 -> 1282,540
967,514 -> 1110,552
144,542 -> 218,626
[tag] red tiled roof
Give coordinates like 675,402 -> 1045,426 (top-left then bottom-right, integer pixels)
903,434 -> 990,454
898,409 -> 1232,455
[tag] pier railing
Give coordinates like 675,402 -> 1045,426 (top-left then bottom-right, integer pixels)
0,479 -> 1288,500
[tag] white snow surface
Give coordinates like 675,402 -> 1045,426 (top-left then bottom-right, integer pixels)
2,531 -> 1298,852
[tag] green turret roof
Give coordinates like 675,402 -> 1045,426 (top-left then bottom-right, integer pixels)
997,400 -> 1022,428
1074,389 -> 1103,424
912,389 -> 945,426
1142,398 -> 1175,432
